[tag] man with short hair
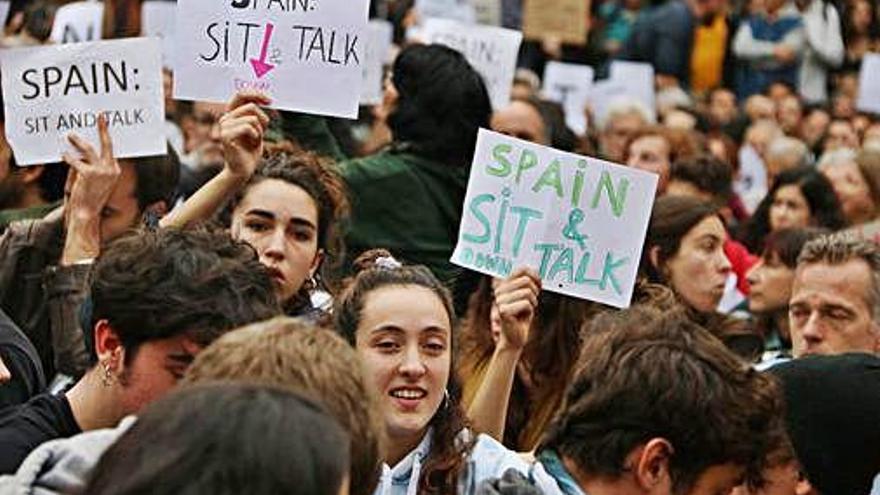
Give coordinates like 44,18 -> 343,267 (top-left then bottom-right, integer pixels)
491,99 -> 550,146
823,118 -> 859,152
764,136 -> 809,184
0,117 -> 180,379
600,101 -> 651,163
0,227 -> 280,474
536,307 -> 786,495
788,232 -> 880,357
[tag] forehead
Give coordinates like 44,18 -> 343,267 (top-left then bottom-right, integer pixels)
829,121 -> 854,133
793,259 -> 873,307
774,184 -> 806,200
632,135 -> 670,152
683,215 -> 725,243
236,178 -> 319,223
492,103 -> 544,133
359,285 -> 451,333
193,101 -> 225,116
103,161 -> 139,204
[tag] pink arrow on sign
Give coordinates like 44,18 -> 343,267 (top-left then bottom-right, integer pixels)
250,23 -> 276,79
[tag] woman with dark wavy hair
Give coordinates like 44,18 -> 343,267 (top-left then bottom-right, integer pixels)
333,250 -> 557,495
739,166 -> 845,253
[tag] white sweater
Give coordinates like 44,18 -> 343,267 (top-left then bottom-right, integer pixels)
798,0 -> 844,103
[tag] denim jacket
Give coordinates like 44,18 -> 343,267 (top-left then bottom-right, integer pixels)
374,429 -> 562,495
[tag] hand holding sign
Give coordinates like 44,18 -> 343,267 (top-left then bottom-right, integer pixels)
220,91 -> 272,182
493,267 -> 541,351
61,115 -> 122,266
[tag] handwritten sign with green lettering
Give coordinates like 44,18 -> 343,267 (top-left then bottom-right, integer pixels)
451,129 -> 657,308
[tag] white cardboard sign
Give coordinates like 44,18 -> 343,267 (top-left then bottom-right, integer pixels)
360,19 -> 393,106
451,129 -> 658,308
174,0 -> 369,119
415,0 -> 476,24
141,1 -> 176,67
857,54 -> 880,115
472,0 -> 501,25
0,2 -> 11,28
1,38 -> 166,165
609,60 -> 656,120
542,61 -> 594,135
420,18 -> 521,110
50,1 -> 104,44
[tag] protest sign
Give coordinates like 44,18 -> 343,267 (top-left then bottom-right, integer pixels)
415,0 -> 476,23
451,129 -> 658,308
857,53 -> 880,115
142,1 -> 176,67
0,2 -> 10,27
360,20 -> 393,105
174,0 -> 370,119
522,0 -> 589,45
50,1 -> 104,44
472,0 -> 501,26
542,62 -> 594,135
587,61 -> 656,126
0,38 -> 166,166
419,18 -> 521,110
734,145 -> 768,214
609,61 -> 655,118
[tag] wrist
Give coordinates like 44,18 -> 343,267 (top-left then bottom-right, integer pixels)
62,216 -> 101,266
219,167 -> 252,186
494,342 -> 525,355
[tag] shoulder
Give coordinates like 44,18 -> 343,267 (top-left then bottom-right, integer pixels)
0,394 -> 78,474
466,435 -> 565,495
2,417 -> 134,493
467,434 -> 531,480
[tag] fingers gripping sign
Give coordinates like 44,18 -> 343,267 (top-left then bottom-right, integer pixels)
219,90 -> 272,182
492,267 -> 542,351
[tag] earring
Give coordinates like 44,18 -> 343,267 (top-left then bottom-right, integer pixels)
303,275 -> 317,292
442,389 -> 451,410
100,360 -> 115,387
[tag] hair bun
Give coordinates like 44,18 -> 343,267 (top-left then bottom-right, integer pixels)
351,249 -> 400,275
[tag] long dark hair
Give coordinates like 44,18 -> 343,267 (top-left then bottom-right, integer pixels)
640,196 -> 721,285
221,152 -> 350,310
460,277 -> 598,449
739,166 -> 845,253
334,249 -> 474,494
387,44 -> 492,167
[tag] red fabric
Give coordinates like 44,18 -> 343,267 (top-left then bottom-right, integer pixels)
724,238 -> 757,295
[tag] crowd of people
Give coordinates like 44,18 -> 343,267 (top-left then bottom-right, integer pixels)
0,0 -> 879,494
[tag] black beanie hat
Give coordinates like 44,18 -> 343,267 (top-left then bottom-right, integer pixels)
770,354 -> 880,495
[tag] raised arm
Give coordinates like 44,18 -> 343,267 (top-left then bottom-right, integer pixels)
160,91 -> 271,229
466,268 -> 541,442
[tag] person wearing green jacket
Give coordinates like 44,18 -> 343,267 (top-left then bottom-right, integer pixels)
284,44 -> 493,286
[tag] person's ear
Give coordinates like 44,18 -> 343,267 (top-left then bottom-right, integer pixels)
634,438 -> 674,492
309,249 -> 325,279
794,470 -> 815,495
94,320 -> 125,374
649,246 -> 669,279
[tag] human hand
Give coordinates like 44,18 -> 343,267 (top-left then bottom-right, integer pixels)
774,45 -> 796,64
493,267 -> 541,351
63,114 -> 121,220
219,91 -> 271,181
61,115 -> 121,265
